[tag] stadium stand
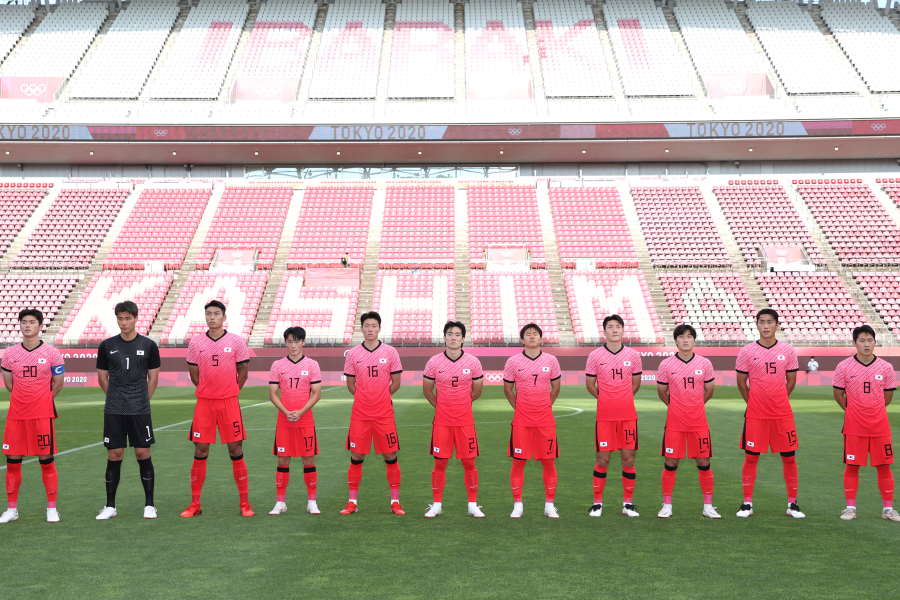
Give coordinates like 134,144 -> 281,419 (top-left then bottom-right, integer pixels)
265,272 -> 358,345
379,184 -> 454,269
464,0 -> 532,101
388,0 -> 455,99
564,270 -> 663,344
0,274 -> 78,344
373,270 -> 455,344
0,5 -> 35,65
820,0 -> 900,93
631,186 -> 730,267
658,272 -> 757,342
548,186 -> 638,268
12,187 -> 130,269
469,271 -> 559,344
55,271 -> 174,345
853,272 -> 900,339
161,270 -> 267,344
288,185 -> 373,269
467,184 -> 545,269
0,183 -> 51,259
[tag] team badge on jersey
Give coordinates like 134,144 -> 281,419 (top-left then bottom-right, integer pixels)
514,447 -> 523,454
847,454 -> 856,461
301,370 -> 309,376
695,369 -> 703,375
38,358 -> 46,364
542,366 -> 550,372
137,350 -> 145,356
379,357 -> 388,364
463,368 -> 471,374
193,432 -> 201,438
277,447 -> 286,453
433,446 -> 441,453
777,355 -> 785,361
665,447 -> 674,454
624,361 -> 632,367
2,443 -> 8,450
746,441 -> 755,448
875,374 -> 884,381
598,441 -> 608,447
224,347 -> 233,353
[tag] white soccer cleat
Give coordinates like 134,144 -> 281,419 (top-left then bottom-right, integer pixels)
588,503 -> 603,518
268,501 -> 288,516
467,502 -> 486,518
702,505 -> 722,519
46,508 -> 60,523
95,506 -> 117,520
306,500 -> 321,515
882,508 -> 900,522
544,502 -> 560,519
0,508 -> 19,524
621,503 -> 640,518
840,507 -> 857,521
785,502 -> 806,519
143,506 -> 158,520
736,503 -> 754,518
657,504 -> 673,519
424,502 -> 442,518
510,501 -> 524,519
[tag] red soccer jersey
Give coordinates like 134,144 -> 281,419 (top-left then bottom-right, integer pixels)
1,341 -> 64,420
735,340 -> 798,419
656,353 -> 715,432
186,331 -> 252,400
585,345 -> 643,421
833,355 -> 896,437
423,350 -> 484,427
343,341 -> 403,420
503,351 -> 561,427
268,355 -> 322,428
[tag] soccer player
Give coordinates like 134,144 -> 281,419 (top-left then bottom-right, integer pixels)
585,314 -> 642,518
655,324 -> 720,519
340,311 -> 404,515
735,308 -> 804,519
833,325 -> 899,522
267,326 -> 322,516
422,321 -> 485,518
180,300 -> 254,518
0,309 -> 65,524
95,301 -> 161,521
503,323 -> 562,519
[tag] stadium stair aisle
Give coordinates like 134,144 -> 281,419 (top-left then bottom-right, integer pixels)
352,184 -> 387,344
535,180 -> 574,345
0,183 -> 57,270
137,1 -> 192,101
453,184 -> 472,330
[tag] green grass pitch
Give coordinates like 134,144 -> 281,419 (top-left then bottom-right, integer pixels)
1,385 -> 897,599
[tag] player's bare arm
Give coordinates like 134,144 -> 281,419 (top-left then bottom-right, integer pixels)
631,373 -> 641,395
736,372 -> 749,404
786,370 -> 797,396
833,387 -> 847,410
423,377 -> 437,408
188,363 -> 200,387
390,372 -> 401,395
97,368 -> 109,394
147,368 -> 159,400
884,389 -> 893,407
269,382 -> 298,422
585,374 -> 598,398
504,380 -> 516,409
345,373 -> 355,395
703,380 -> 715,404
471,378 -> 484,401
550,378 -> 560,404
236,362 -> 249,389
2,369 -> 11,392
51,372 -> 64,397
298,382 -> 322,417
657,383 -> 669,405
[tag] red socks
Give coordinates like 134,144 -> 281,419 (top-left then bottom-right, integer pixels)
622,466 -> 636,504
877,464 -> 894,508
5,459 -> 22,508
276,467 -> 290,502
347,460 -> 363,500
510,459 -> 525,502
431,458 -> 448,503
697,465 -> 714,504
844,464 -> 860,505
190,457 -> 207,504
541,459 -> 557,502
39,458 -> 58,508
230,455 -> 249,505
592,465 -> 607,503
461,458 -> 478,502
385,459 -> 401,501
661,465 -> 677,504
781,454 -> 799,503
303,465 -> 317,501
741,453 -> 759,502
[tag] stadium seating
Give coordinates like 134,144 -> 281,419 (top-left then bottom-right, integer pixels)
533,0 -> 613,98
853,272 -> 900,338
196,186 -> 291,270
379,184 -> 454,269
745,0 -> 860,94
148,0 -> 249,99
467,184 -> 545,268
713,182 -> 825,267
631,186 -> 730,267
55,271 -> 174,345
756,272 -> 866,343
265,272 -> 358,345
161,271 -> 267,344
820,1 -> 900,93
464,0 -> 532,100
548,186 -> 637,268
796,182 -> 900,266
658,272 -> 757,342
0,274 -> 78,343
603,0 -> 696,97
373,270 -> 455,344
13,188 -> 130,269
307,0 -> 385,99
388,0 -> 455,99
564,270 -> 663,344
287,185 -> 373,269
0,5 -> 35,64
105,187 -> 210,270
469,271 -> 559,344
67,0 -> 179,99
0,183 -> 51,259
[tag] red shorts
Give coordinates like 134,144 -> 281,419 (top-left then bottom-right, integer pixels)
430,424 -> 479,459
273,424 -> 319,457
844,434 -> 893,466
346,418 -> 399,455
595,419 -> 639,452
661,428 -> 712,459
741,416 -> 798,453
2,418 -> 56,456
189,397 -> 245,444
508,424 -> 558,460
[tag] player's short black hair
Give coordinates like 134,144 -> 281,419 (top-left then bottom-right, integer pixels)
519,323 -> 542,339
673,324 -> 697,341
204,300 -> 226,314
603,314 -> 625,329
756,308 -> 779,323
360,311 -> 381,326
283,326 -> 306,341
443,320 -> 467,337
18,308 -> 43,325
852,325 -> 876,342
114,300 -> 138,317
